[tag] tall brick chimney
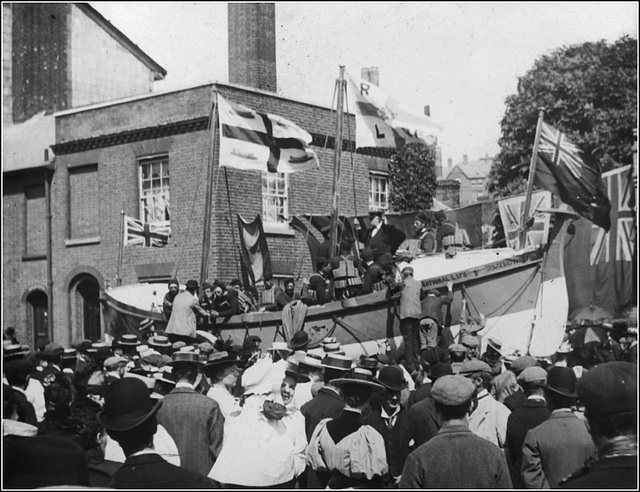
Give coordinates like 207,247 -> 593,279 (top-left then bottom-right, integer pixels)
228,3 -> 276,93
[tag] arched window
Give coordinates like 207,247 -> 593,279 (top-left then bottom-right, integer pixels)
26,290 -> 48,349
70,274 -> 101,341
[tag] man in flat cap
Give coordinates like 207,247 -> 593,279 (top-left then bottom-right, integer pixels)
559,361 -> 637,489
399,265 -> 425,374
461,359 -> 511,449
495,354 -> 538,410
505,366 -> 551,488
521,366 -> 596,488
400,375 -> 512,488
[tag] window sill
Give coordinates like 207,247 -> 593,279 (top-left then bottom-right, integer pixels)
22,254 -> 47,262
65,236 -> 101,247
263,224 -> 295,237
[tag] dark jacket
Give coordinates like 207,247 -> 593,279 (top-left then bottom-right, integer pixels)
362,402 -> 411,479
559,455 -> 637,490
420,290 -> 453,328
110,453 -> 217,489
405,396 -> 441,451
364,224 -> 406,258
300,386 -> 344,440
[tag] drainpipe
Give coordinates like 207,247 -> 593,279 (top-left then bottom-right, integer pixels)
45,151 -> 54,341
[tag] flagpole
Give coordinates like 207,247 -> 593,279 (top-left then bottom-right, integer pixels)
329,66 -> 346,262
223,167 -> 242,281
200,92 -> 219,290
520,108 -> 545,249
117,210 -> 125,286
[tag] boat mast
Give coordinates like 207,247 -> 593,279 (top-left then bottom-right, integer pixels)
520,108 -> 545,249
329,66 -> 346,260
200,92 -> 219,289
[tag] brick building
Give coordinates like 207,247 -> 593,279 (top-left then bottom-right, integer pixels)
3,3 -> 165,127
446,155 -> 493,206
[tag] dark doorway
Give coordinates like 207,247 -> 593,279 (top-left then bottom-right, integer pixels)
27,290 -> 48,350
77,278 -> 101,341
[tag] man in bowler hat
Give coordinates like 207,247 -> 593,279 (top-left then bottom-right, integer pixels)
559,361 -> 637,489
97,378 -> 216,488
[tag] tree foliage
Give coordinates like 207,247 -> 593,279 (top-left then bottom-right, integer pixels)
488,36 -> 637,197
388,142 -> 437,212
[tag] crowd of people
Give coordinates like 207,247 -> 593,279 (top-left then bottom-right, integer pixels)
3,307 -> 637,489
2,208 -> 637,489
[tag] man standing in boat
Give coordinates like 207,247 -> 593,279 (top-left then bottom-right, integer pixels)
166,279 -> 211,345
364,209 -> 406,260
399,266 -> 425,374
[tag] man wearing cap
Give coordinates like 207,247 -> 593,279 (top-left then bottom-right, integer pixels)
461,359 -> 511,449
460,333 -> 480,359
102,355 -> 128,385
418,282 -> 454,353
521,366 -> 596,489
412,212 -> 436,254
363,209 -> 406,260
97,378 -> 216,488
162,278 -> 180,321
307,259 -> 335,305
363,365 -> 412,485
493,354 -> 537,408
481,337 -> 505,377
505,366 -> 551,488
399,266 -> 425,374
157,351 -> 225,477
166,279 -> 209,345
264,278 -> 300,312
448,343 -> 468,374
30,342 -> 64,386
559,361 -> 637,489
400,375 -> 512,488
434,210 -> 456,253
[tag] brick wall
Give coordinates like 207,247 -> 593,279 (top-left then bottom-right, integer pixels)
11,3 -> 70,123
228,3 -> 277,93
3,4 -> 13,127
5,82 -> 377,344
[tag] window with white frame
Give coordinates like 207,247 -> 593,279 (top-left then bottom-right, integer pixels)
139,155 -> 170,223
262,171 -> 288,225
369,173 -> 389,211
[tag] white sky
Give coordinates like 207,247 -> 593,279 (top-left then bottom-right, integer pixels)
91,2 -> 638,167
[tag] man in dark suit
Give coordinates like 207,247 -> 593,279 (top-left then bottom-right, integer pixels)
363,209 -> 406,260
97,377 -> 216,489
505,366 -> 551,488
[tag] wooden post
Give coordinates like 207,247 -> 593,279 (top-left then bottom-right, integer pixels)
520,108 -> 545,249
116,210 -> 125,286
200,93 -> 219,291
329,66 -> 346,261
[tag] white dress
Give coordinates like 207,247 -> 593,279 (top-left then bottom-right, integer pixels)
206,383 -> 241,420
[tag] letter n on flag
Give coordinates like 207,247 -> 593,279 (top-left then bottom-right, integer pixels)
124,215 -> 170,247
238,214 -> 273,287
217,95 -> 319,173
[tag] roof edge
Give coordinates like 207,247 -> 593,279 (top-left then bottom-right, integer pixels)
78,3 -> 167,79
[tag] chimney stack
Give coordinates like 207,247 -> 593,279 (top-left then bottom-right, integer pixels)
463,154 -> 468,164
228,3 -> 277,93
447,158 -> 453,168
368,66 -> 379,86
424,105 -> 431,117
361,67 -> 371,82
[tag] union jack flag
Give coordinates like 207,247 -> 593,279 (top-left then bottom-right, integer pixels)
590,165 -> 636,264
124,215 -> 170,247
535,122 -> 611,231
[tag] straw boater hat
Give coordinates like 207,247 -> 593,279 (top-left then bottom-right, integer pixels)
166,351 -> 204,367
320,353 -> 353,371
204,351 -> 238,371
148,335 -> 171,349
299,353 -> 325,370
97,378 -> 163,431
116,334 -> 141,347
266,341 -> 293,359
332,367 -> 385,391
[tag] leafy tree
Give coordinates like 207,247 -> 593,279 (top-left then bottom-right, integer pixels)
488,36 -> 637,197
388,142 -> 437,212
